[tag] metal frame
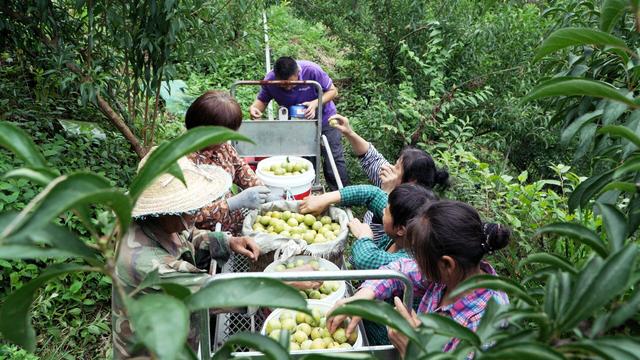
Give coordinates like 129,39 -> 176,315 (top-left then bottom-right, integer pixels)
199,269 -> 412,359
230,80 -> 324,186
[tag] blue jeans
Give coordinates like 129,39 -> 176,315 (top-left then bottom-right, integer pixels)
320,125 -> 349,191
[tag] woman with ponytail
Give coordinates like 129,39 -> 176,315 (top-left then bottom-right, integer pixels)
327,201 -> 510,353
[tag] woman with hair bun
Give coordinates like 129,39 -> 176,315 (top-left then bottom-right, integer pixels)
327,201 -> 510,354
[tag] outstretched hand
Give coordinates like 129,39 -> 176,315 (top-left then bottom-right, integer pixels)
228,236 -> 260,261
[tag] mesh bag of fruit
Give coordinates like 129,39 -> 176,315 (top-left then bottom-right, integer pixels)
242,200 -> 349,265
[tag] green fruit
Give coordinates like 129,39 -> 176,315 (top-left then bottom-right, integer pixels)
300,339 -> 313,350
271,211 -> 282,219
269,329 -> 281,340
293,163 -> 304,172
295,259 -> 305,267
321,328 -> 331,338
304,214 -> 316,226
320,216 -> 332,225
281,318 -> 297,332
319,284 -> 331,295
259,216 -> 272,226
348,330 -> 358,344
290,342 -> 300,350
295,213 -> 305,222
274,222 -> 285,233
286,262 -> 295,269
291,233 -> 302,240
275,264 -> 286,272
287,218 -> 299,227
331,223 -> 341,231
280,311 -> 294,321
322,337 -> 333,347
293,330 -> 308,343
310,327 -> 323,340
312,221 -> 323,231
253,223 -> 265,231
305,314 -> 315,326
299,290 -> 308,299
326,342 -> 338,349
332,328 -> 347,343
266,319 -> 281,334
282,211 -> 292,221
312,308 -> 323,323
340,343 -> 352,349
310,338 -> 326,350
270,164 -> 281,172
266,225 -> 275,233
297,323 -> 312,336
314,234 -> 326,243
308,290 -> 321,300
279,230 -> 291,238
318,318 -> 326,328
274,167 -> 286,176
302,232 -> 315,244
309,260 -> 320,270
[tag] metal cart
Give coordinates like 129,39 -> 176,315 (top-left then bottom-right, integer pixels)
196,80 -> 403,358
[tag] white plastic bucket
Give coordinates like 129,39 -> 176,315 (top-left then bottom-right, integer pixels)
257,156 -> 315,200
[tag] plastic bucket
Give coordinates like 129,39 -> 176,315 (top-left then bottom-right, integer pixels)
256,156 -> 315,200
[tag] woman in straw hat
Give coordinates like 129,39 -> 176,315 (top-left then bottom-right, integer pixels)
112,155 -> 260,359
185,90 -> 274,235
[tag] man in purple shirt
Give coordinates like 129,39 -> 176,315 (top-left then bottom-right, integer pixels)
249,56 -> 349,190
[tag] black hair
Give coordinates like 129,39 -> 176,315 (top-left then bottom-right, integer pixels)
408,201 -> 510,282
185,91 -> 242,131
274,56 -> 299,80
388,183 -> 438,248
398,147 -> 450,189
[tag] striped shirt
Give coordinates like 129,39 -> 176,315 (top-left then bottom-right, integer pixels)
361,258 -> 509,353
338,185 -> 410,269
359,144 -> 391,242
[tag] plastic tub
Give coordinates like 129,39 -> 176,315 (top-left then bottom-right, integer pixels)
256,156 -> 315,200
260,300 -> 363,350
264,255 -> 346,304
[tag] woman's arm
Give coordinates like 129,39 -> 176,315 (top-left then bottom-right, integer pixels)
351,236 -> 408,270
329,114 -> 370,156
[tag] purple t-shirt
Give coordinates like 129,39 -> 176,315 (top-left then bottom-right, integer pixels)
257,60 -> 337,125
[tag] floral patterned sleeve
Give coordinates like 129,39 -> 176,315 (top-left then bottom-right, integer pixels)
194,196 -> 232,228
360,258 -> 423,301
228,144 -> 263,189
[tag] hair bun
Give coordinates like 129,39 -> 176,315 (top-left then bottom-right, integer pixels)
483,223 -> 511,252
435,169 -> 450,188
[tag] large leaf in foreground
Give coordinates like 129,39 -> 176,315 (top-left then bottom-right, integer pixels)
523,78 -> 638,108
129,126 -> 251,200
533,27 -> 628,62
329,299 -> 421,344
186,278 -> 308,313
449,275 -> 536,306
0,122 -> 47,168
0,173 -> 132,240
129,294 -> 190,360
535,223 -> 608,258
212,332 -> 289,360
0,264 -> 90,351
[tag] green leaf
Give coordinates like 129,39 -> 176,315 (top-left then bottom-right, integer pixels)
329,299 -> 421,344
601,0 -> 629,33
186,278 -> 308,313
560,110 -> 602,145
599,125 -> 640,149
560,338 -> 639,360
128,294 -> 190,360
0,264 -> 90,351
614,157 -> 640,178
569,169 -> 615,211
560,244 -> 638,330
418,313 -> 481,347
129,126 -> 251,200
518,253 -> 577,274
600,181 -> 637,194
3,167 -> 58,186
0,212 -> 100,263
212,332 -> 289,360
523,78 -> 638,108
300,354 -> 375,360
606,285 -> 640,330
482,342 -> 565,360
0,173 -> 132,241
534,27 -> 629,62
0,122 -> 47,168
535,223 -> 608,258
596,202 -> 628,252
448,275 -> 536,306
475,299 -> 508,343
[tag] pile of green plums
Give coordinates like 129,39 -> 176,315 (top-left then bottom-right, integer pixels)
253,211 -> 341,244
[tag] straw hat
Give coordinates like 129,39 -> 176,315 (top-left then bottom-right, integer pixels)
132,152 -> 231,218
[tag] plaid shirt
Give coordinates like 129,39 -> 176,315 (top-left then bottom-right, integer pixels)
339,185 -> 410,269
358,144 -> 391,242
361,258 -> 509,353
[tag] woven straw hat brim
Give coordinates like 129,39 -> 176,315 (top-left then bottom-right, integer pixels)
132,163 -> 231,218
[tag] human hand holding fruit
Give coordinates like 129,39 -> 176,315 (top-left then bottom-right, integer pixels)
328,114 -> 353,135
282,264 -> 322,290
347,218 -> 374,239
299,194 -> 331,217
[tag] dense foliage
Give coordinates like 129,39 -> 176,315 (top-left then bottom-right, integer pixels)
1,0 -> 640,359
